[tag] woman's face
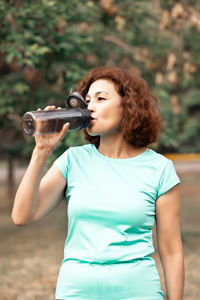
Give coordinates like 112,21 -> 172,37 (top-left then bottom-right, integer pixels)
85,79 -> 123,137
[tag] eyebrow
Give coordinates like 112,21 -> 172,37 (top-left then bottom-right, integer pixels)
86,91 -> 109,98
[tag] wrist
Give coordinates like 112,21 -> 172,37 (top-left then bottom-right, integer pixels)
32,145 -> 52,161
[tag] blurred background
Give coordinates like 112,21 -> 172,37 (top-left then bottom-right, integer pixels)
0,0 -> 199,299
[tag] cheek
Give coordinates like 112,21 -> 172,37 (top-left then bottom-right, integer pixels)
101,105 -> 123,123
108,106 -> 123,125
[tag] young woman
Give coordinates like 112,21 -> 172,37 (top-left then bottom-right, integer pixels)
12,66 -> 184,299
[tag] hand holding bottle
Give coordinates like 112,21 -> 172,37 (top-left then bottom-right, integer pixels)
34,106 -> 69,154
22,92 -> 91,155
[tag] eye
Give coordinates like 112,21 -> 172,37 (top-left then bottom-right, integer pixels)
85,97 -> 106,104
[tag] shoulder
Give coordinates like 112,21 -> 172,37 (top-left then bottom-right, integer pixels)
70,143 -> 92,151
148,148 -> 172,169
53,144 -> 94,178
67,143 -> 94,162
148,150 -> 180,199
69,143 -> 93,155
147,149 -> 178,187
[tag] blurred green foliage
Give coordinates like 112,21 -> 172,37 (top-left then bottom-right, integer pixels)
0,0 -> 200,165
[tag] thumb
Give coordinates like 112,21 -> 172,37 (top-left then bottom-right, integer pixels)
58,122 -> 70,140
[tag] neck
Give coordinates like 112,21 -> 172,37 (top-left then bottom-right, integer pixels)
97,133 -> 147,159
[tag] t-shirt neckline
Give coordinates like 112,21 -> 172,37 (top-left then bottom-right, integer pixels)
91,144 -> 150,162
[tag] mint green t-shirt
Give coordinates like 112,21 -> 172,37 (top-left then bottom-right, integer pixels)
54,143 -> 180,264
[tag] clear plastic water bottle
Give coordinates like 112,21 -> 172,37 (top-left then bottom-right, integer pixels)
23,108 -> 91,136
23,92 -> 91,136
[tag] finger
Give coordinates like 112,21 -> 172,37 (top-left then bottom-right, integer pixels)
50,105 -> 56,110
58,122 -> 70,140
62,122 -> 70,134
57,107 -> 62,110
44,106 -> 50,110
37,108 -> 41,111
63,122 -> 70,130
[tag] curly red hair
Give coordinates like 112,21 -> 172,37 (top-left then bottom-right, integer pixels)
76,66 -> 164,149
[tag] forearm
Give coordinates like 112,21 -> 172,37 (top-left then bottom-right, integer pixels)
12,147 -> 51,225
161,252 -> 185,300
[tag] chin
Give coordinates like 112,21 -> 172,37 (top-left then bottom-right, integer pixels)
86,128 -> 100,136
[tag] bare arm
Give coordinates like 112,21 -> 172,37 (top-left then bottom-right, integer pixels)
156,184 -> 185,300
12,106 -> 69,226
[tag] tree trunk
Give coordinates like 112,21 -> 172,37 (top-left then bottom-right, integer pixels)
7,158 -> 14,200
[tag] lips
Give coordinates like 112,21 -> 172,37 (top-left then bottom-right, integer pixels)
88,115 -> 97,126
90,115 -> 96,121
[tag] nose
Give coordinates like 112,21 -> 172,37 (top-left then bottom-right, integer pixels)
87,100 -> 96,112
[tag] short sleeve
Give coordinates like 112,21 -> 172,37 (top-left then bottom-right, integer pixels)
53,148 -> 71,181
156,160 -> 180,199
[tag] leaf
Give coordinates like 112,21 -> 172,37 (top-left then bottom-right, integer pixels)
35,46 -> 51,55
13,83 -> 30,94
